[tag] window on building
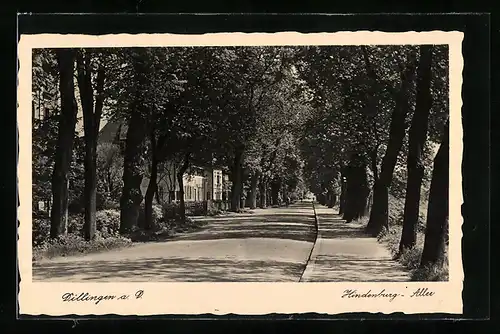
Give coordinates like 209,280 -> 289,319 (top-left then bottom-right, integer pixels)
217,175 -> 221,185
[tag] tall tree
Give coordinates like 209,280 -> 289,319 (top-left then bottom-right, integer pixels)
76,49 -> 106,240
32,49 -> 60,214
50,49 -> 78,238
420,120 -> 449,268
142,129 -> 161,229
209,47 -> 290,212
119,49 -> 150,234
141,49 -> 186,228
399,45 -> 433,253
365,47 -> 418,236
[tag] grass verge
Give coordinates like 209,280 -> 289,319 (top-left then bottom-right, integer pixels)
377,225 -> 449,281
33,233 -> 132,262
33,216 -> 210,262
128,217 -> 208,242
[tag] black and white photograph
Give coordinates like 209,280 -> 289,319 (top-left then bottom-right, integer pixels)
18,31 -> 464,315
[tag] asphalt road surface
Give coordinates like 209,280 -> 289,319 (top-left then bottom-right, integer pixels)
33,202 -> 317,282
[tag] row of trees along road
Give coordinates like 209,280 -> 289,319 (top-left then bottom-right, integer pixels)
33,46 -> 311,237
296,44 -> 449,269
33,44 -> 449,270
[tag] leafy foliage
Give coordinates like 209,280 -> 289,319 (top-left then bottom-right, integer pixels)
96,142 -> 123,204
32,44 -> 449,258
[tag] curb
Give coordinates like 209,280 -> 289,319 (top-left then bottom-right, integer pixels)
299,201 -> 320,282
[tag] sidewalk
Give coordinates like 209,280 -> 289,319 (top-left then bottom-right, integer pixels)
300,204 -> 410,282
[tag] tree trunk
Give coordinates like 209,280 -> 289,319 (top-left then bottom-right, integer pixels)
119,108 -> 147,234
77,50 -> 105,241
119,51 -> 151,234
365,50 -> 417,237
366,182 -> 390,233
420,122 -> 449,268
155,187 -> 162,205
50,49 -> 77,239
270,180 -> 280,206
399,45 -> 433,253
339,175 -> 346,215
249,172 -> 258,209
266,183 -> 272,207
177,153 -> 190,222
240,167 -> 247,209
106,170 -> 113,198
259,176 -> 267,208
83,140 -> 98,240
327,188 -> 334,208
230,148 -> 244,212
343,155 -> 370,223
144,131 -> 158,230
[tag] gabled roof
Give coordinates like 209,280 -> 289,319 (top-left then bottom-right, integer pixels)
98,120 -> 128,144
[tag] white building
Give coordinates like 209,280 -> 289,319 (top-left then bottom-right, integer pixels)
99,121 -> 229,203
139,166 -> 228,203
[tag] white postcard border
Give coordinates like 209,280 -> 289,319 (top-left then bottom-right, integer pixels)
18,31 -> 464,316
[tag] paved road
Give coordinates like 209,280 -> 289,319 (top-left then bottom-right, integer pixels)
33,202 -> 317,282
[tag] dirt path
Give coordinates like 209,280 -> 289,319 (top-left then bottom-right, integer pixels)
300,205 -> 410,282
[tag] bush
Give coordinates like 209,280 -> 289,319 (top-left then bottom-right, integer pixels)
186,201 -> 207,216
352,216 -> 369,226
388,194 -> 428,228
162,201 -> 208,220
206,200 -> 228,215
34,209 -> 121,248
68,214 -> 84,234
377,219 -> 448,281
33,214 -> 86,246
96,209 -> 121,237
378,224 -> 425,265
377,225 -> 402,257
33,217 -> 51,247
137,203 -> 163,228
33,232 -> 132,261
399,245 -> 423,270
411,262 -> 449,281
162,202 -> 178,220
98,196 -> 120,210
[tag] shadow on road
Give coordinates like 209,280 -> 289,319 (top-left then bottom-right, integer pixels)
304,254 -> 409,282
316,214 -> 371,239
172,214 -> 316,243
33,256 -> 306,282
33,203 -> 317,282
302,205 -> 410,282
